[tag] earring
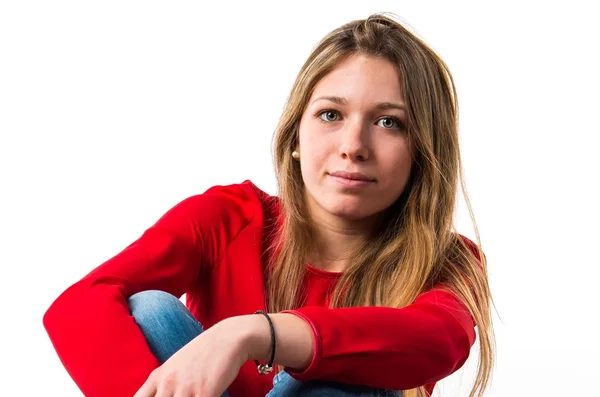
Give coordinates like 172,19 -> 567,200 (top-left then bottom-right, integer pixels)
292,150 -> 300,159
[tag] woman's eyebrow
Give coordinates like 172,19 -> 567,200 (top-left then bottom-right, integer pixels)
374,102 -> 406,111
311,96 -> 348,106
310,96 -> 406,111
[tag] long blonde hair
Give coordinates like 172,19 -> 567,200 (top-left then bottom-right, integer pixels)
268,13 -> 494,397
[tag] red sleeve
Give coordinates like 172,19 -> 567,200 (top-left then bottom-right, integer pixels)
282,286 -> 476,391
42,182 -> 256,397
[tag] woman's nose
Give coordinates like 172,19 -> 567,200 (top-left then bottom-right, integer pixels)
337,121 -> 370,161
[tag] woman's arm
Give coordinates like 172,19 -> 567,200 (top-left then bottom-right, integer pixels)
233,286 -> 475,391
43,182 -> 259,397
227,312 -> 315,370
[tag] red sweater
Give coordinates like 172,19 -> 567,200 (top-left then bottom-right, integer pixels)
43,180 -> 478,397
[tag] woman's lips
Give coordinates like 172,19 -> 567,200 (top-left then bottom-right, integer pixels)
328,171 -> 375,188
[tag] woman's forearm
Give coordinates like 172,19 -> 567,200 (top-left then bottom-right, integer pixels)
225,313 -> 314,371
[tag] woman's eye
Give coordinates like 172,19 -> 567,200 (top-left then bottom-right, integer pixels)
317,111 -> 404,131
318,110 -> 340,122
377,117 -> 403,130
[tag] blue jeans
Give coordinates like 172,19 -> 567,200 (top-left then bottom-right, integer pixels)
128,290 -> 401,397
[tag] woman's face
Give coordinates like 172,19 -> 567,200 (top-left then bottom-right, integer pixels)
297,54 -> 413,222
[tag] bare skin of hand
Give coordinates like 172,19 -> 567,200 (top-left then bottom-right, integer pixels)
133,317 -> 248,397
133,312 -> 312,396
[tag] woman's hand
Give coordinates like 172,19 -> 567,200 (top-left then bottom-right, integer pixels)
133,312 -> 313,396
133,317 -> 249,397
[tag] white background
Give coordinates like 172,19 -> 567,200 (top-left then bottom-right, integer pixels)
1,1 -> 599,396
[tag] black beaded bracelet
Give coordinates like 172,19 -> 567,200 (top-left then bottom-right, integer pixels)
254,310 -> 276,375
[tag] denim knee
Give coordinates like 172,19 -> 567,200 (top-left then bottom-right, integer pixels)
127,290 -> 203,363
128,290 -> 196,325
268,371 -> 402,397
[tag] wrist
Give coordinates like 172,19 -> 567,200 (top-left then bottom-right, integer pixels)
224,312 -> 314,370
225,314 -> 272,362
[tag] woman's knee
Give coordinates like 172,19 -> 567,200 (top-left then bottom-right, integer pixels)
127,290 -> 203,363
128,290 -> 183,320
127,290 -> 203,332
267,371 -> 402,397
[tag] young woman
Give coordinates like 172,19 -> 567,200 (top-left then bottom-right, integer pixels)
43,13 -> 494,397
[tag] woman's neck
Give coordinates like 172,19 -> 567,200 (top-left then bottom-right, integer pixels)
307,205 -> 379,273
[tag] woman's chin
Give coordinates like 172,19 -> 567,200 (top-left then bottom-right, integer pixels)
307,191 -> 384,222
326,203 -> 377,222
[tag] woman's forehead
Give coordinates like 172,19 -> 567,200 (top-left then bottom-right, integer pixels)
309,55 -> 405,106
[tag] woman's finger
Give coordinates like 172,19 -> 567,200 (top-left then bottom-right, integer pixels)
133,378 -> 157,397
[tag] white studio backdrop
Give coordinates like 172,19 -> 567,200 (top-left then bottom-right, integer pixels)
1,1 -> 598,396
